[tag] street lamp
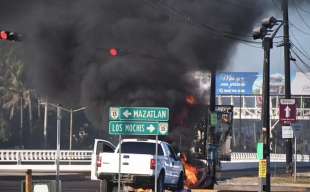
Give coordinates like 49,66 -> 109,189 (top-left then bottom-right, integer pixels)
39,101 -> 87,150
62,107 -> 88,151
252,16 -> 283,192
38,102 -> 87,192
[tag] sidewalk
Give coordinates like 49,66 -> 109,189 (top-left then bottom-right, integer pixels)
215,175 -> 310,192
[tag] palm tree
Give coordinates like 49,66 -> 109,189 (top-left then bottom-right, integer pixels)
0,46 -> 34,147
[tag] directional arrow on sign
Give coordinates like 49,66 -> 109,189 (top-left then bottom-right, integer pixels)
123,110 -> 132,118
279,99 -> 296,125
285,105 -> 291,118
146,124 -> 155,133
110,107 -> 169,121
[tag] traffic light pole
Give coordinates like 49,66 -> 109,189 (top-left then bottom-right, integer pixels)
282,0 -> 293,175
253,15 -> 283,192
260,37 -> 272,192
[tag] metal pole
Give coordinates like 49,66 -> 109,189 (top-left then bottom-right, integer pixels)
260,37 -> 272,192
69,109 -> 73,151
155,135 -> 158,192
282,0 -> 293,175
239,93 -> 242,128
20,96 -> 23,148
44,100 -> 48,148
294,136 -> 297,182
118,135 -> 122,192
99,180 -> 103,192
209,70 -> 216,186
56,106 -> 61,192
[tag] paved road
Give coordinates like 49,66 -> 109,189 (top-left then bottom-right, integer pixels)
215,184 -> 309,192
215,167 -> 310,192
0,175 -> 104,192
1,168 -> 310,192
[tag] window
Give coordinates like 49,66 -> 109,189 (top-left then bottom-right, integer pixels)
97,142 -> 114,154
119,142 -> 164,155
167,145 -> 177,160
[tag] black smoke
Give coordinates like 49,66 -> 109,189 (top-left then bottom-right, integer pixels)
0,0 -> 268,138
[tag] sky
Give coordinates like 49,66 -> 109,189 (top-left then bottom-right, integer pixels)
225,1 -> 310,77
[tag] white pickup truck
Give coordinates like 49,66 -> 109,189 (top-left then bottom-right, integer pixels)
91,138 -> 184,192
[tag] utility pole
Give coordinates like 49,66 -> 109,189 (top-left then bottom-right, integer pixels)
253,16 -> 283,192
283,0 -> 293,175
261,37 -> 272,192
208,70 -> 216,187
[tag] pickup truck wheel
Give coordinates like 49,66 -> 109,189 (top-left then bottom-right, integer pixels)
175,172 -> 184,191
155,173 -> 165,192
106,182 -> 117,192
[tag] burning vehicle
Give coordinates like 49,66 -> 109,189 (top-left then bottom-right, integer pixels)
169,103 -> 233,189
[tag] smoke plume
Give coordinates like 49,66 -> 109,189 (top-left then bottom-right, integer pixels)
0,0 -> 268,138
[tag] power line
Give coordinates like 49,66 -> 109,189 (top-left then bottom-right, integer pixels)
274,35 -> 284,39
292,0 -> 310,30
142,0 -> 261,46
272,0 -> 310,36
293,60 -> 307,73
221,0 -> 257,10
291,42 -> 310,60
292,61 -> 310,81
291,48 -> 310,68
293,0 -> 310,14
290,23 -> 310,36
290,30 -> 310,57
271,0 -> 281,11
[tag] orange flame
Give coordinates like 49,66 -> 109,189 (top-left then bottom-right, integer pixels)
135,189 -> 152,192
181,154 -> 199,187
186,95 -> 197,105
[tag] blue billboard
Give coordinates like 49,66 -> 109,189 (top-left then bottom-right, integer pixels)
216,72 -> 259,95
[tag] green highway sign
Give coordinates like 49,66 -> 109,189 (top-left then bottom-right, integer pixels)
210,112 -> 218,127
257,143 -> 264,160
109,107 -> 169,121
109,121 -> 169,135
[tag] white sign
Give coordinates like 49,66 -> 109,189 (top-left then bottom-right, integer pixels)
280,99 -> 296,105
282,126 -> 294,139
33,184 -> 49,192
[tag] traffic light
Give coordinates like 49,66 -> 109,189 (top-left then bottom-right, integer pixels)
106,47 -> 131,57
0,31 -> 21,41
262,16 -> 277,28
109,48 -> 119,57
252,16 -> 280,40
252,26 -> 267,40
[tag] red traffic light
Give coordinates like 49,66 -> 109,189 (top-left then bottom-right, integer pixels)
0,30 -> 21,41
109,48 -> 119,57
0,31 -> 8,40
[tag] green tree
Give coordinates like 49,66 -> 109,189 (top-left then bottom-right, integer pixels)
0,46 -> 34,146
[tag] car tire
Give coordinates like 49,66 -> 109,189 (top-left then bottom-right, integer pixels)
155,172 -> 165,192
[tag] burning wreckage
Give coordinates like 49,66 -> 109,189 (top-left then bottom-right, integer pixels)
171,103 -> 233,189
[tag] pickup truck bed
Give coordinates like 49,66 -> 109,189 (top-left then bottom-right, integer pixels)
91,138 -> 184,192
